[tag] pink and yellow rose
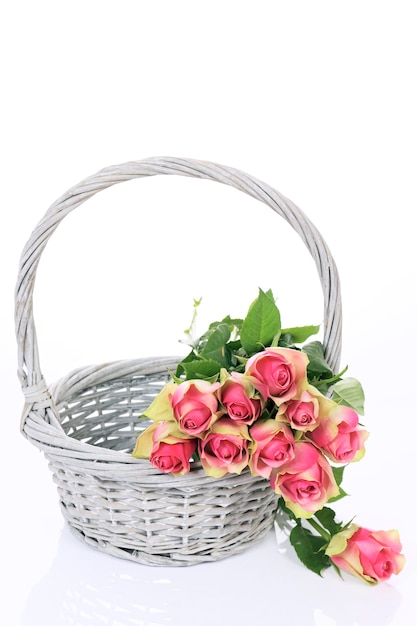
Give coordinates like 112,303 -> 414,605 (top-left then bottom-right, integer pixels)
270,441 -> 339,518
245,347 -> 308,404
171,379 -> 221,436
132,421 -> 196,476
281,389 -> 320,432
308,403 -> 369,464
218,372 -> 263,425
249,419 -> 295,478
326,525 -> 405,584
198,417 -> 251,478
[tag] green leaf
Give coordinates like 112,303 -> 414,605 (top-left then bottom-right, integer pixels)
303,341 -> 333,377
209,315 -> 243,333
200,323 -> 231,367
327,465 -> 348,503
332,465 -> 346,487
290,525 -> 331,576
226,339 -> 242,352
278,332 -> 295,348
314,507 -> 343,535
240,288 -> 281,355
181,359 -> 221,381
310,365 -> 349,392
175,349 -> 199,378
332,377 -> 365,415
278,496 -> 298,522
280,325 -> 320,343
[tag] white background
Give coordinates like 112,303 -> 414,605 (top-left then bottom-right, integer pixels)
1,1 -> 416,624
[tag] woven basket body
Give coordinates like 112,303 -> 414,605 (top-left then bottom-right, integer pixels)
16,157 -> 342,565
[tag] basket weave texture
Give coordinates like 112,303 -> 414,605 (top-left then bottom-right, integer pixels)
15,157 -> 342,566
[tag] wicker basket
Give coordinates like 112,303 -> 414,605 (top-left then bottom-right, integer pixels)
15,157 -> 342,566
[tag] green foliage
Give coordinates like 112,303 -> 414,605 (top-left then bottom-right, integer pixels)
314,507 -> 344,535
280,325 -> 320,344
278,496 -> 297,521
280,498 -> 348,577
290,524 -> 331,576
199,323 -> 231,367
240,288 -> 281,354
175,290 -> 365,436
177,288 -> 328,383
179,359 -> 222,381
327,465 -> 348,503
303,341 -> 334,378
332,377 -> 365,415
332,465 -> 346,488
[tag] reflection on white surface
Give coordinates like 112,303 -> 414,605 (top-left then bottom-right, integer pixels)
22,523 -> 404,626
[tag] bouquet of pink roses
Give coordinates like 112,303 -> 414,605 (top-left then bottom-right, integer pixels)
132,289 -> 404,584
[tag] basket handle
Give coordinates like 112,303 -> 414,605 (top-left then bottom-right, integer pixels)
15,157 -> 342,410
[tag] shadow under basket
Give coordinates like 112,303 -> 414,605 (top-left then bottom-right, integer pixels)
47,357 -> 279,566
16,157 -> 342,567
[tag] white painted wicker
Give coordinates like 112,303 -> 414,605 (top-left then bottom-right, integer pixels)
15,157 -> 342,565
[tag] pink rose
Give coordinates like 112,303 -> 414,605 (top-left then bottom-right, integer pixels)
245,347 -> 308,404
308,404 -> 369,463
249,419 -> 295,478
283,389 -> 320,431
171,379 -> 221,436
199,417 -> 251,478
270,441 -> 339,518
218,372 -> 263,425
326,525 -> 406,584
148,421 -> 197,476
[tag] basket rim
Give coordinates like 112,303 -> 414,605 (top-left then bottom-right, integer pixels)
22,355 -> 277,489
